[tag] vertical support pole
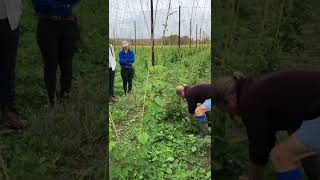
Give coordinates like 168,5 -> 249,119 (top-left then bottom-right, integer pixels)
196,24 -> 198,48
178,6 -> 181,48
134,21 -> 137,53
151,0 -> 155,66
189,18 -> 192,47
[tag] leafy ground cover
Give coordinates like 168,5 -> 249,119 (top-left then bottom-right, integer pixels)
109,46 -> 212,179
0,1 -> 107,179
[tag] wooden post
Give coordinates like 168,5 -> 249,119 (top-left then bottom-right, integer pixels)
202,30 -> 204,47
134,21 -> 137,53
200,28 -> 201,48
196,24 -> 198,48
151,0 -> 155,66
189,18 -> 192,47
178,6 -> 181,48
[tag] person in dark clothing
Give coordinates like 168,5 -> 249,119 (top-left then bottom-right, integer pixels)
118,41 -> 135,95
212,69 -> 320,180
176,83 -> 213,137
0,0 -> 26,129
32,0 -> 80,106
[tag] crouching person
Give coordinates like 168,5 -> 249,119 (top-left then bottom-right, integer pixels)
176,84 -> 213,137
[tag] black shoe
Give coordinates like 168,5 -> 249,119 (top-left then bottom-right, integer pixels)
109,96 -> 117,102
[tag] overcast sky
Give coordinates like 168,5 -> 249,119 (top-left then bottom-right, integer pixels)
109,0 -> 211,39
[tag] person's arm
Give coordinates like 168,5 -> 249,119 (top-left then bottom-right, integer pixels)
108,47 -> 112,67
129,51 -> 135,63
111,47 -> 116,67
118,51 -> 124,65
187,100 -> 197,115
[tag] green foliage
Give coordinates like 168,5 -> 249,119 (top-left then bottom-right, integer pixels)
213,0 -> 320,179
0,0 -> 107,179
214,0 -> 313,75
109,46 -> 211,179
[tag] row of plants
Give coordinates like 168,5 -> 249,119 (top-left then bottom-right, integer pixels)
109,46 -> 211,179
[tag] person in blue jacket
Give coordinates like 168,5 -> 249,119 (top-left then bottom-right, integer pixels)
119,41 -> 135,95
32,0 -> 80,106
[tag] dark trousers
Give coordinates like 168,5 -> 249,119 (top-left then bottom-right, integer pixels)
0,19 -> 19,107
36,19 -> 78,103
109,68 -> 115,97
121,67 -> 134,94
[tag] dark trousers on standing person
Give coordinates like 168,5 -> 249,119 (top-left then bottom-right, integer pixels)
0,19 -> 19,109
36,18 -> 79,105
0,19 -> 25,129
121,67 -> 134,95
109,68 -> 115,97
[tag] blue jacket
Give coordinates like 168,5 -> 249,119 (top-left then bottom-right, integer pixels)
32,0 -> 80,16
119,49 -> 135,68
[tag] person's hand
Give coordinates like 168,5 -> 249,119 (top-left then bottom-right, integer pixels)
183,116 -> 192,123
186,116 -> 192,123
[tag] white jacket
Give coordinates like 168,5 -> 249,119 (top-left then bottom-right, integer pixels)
109,44 -> 116,71
0,0 -> 22,30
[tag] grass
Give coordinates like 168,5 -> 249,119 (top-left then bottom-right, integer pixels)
0,1 -> 107,179
109,46 -> 212,179
213,0 -> 320,179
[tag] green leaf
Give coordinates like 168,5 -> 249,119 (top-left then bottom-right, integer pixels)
191,146 -> 197,152
166,168 -> 173,174
109,141 -> 116,152
167,157 -> 174,162
137,131 -> 149,145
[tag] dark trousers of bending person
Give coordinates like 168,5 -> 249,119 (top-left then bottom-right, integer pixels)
121,67 -> 134,95
36,17 -> 79,105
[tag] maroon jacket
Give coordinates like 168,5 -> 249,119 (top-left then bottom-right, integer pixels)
184,83 -> 213,114
237,68 -> 320,165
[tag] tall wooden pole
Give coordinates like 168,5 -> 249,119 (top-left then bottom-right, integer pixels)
151,0 -> 155,66
178,6 -> 181,48
200,27 -> 201,48
196,24 -> 198,48
189,18 -> 192,47
202,30 -> 204,47
134,21 -> 137,53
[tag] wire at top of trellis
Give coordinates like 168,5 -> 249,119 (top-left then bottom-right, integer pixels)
110,0 -> 211,40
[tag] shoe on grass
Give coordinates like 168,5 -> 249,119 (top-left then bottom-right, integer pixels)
109,96 -> 117,103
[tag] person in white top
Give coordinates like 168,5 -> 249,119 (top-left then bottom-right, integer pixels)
109,43 -> 117,102
0,0 -> 26,129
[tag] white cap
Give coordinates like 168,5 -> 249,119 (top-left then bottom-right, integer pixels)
122,41 -> 129,47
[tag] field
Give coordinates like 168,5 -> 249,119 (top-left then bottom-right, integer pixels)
0,1 -> 107,179
109,45 -> 212,179
213,0 -> 320,180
